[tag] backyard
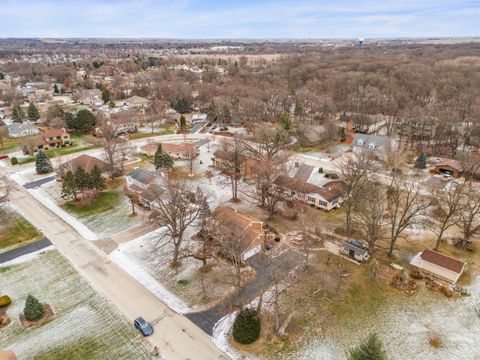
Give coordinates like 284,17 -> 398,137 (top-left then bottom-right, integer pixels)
0,250 -> 152,359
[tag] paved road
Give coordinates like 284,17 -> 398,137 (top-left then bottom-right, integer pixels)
7,184 -> 228,360
23,175 -> 57,189
0,237 -> 52,264
187,250 -> 303,335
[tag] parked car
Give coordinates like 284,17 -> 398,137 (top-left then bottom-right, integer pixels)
0,155 -> 8,160
134,317 -> 154,337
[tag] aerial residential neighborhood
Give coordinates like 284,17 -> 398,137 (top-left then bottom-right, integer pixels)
0,2 -> 479,360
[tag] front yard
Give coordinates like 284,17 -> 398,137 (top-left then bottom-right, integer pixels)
0,206 -> 42,251
0,250 -> 152,359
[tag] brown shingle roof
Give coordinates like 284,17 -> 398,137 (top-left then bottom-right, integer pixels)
42,129 -> 67,138
64,154 -> 109,173
274,175 -> 322,194
420,249 -> 465,274
161,142 -> 197,155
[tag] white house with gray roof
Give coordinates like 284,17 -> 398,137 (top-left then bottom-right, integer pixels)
7,123 -> 40,138
352,134 -> 393,159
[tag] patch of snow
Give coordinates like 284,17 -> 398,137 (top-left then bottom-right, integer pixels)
28,187 -> 98,240
109,247 -> 191,314
10,306 -> 100,358
212,312 -> 243,360
0,245 -> 54,267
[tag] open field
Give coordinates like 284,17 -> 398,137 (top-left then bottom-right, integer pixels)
0,250 -> 152,359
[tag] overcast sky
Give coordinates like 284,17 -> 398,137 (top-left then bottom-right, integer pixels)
1,0 -> 478,38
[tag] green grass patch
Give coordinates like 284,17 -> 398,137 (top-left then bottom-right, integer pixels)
33,338 -> 105,360
0,216 -> 42,250
63,191 -> 121,217
0,137 -> 23,154
128,127 -> 175,140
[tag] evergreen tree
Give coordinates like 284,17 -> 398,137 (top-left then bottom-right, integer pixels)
154,144 -> 174,170
35,150 -> 53,174
23,294 -> 44,322
172,97 -> 191,114
349,333 -> 387,360
278,112 -> 291,131
61,170 -> 79,200
53,83 -> 59,94
415,152 -> 427,169
27,103 -> 40,123
12,105 -> 24,123
69,109 -> 97,133
232,309 -> 261,344
89,165 -> 106,192
179,115 -> 187,132
74,167 -> 89,193
102,89 -> 110,104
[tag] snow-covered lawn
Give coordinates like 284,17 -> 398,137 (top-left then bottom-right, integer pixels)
0,250 -> 151,359
290,276 -> 480,360
42,182 -> 144,238
110,227 -> 236,312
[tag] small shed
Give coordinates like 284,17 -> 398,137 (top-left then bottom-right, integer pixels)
341,240 -> 370,262
410,249 -> 466,284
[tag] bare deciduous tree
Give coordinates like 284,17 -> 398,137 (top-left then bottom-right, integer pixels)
353,184 -> 385,255
430,183 -> 465,250
386,176 -> 431,256
337,151 -> 377,235
150,174 -> 209,266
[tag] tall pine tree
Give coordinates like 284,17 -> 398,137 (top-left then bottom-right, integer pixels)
12,105 -> 24,123
415,152 -> 427,169
154,143 -> 174,170
61,170 -> 79,200
35,150 -> 53,174
27,103 -> 40,123
89,165 -> 106,193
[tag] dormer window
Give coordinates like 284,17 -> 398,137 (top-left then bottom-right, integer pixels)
357,139 -> 364,146
368,143 -> 375,149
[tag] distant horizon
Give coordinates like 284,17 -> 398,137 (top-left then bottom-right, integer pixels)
1,0 -> 478,39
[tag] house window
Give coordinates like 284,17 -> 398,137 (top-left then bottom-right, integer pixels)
307,196 -> 316,203
318,200 -> 328,207
357,139 -> 364,146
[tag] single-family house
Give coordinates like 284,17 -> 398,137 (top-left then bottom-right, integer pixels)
26,128 -> 71,153
109,113 -> 138,135
139,142 -> 160,156
410,249 -> 466,284
434,159 -> 463,178
79,89 -> 103,107
59,154 -> 109,176
297,125 -> 326,146
123,96 -> 150,109
352,134 -> 391,159
339,112 -> 388,134
161,142 -> 199,159
273,175 -> 347,211
212,150 -> 259,179
7,123 -> 40,138
126,167 -> 164,208
211,206 -> 265,261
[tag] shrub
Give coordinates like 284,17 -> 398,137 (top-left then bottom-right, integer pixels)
232,308 -> 261,344
0,295 -> 11,307
349,333 -> 387,360
24,294 -> 44,321
10,157 -> 18,165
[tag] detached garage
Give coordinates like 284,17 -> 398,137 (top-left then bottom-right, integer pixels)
410,249 -> 466,284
